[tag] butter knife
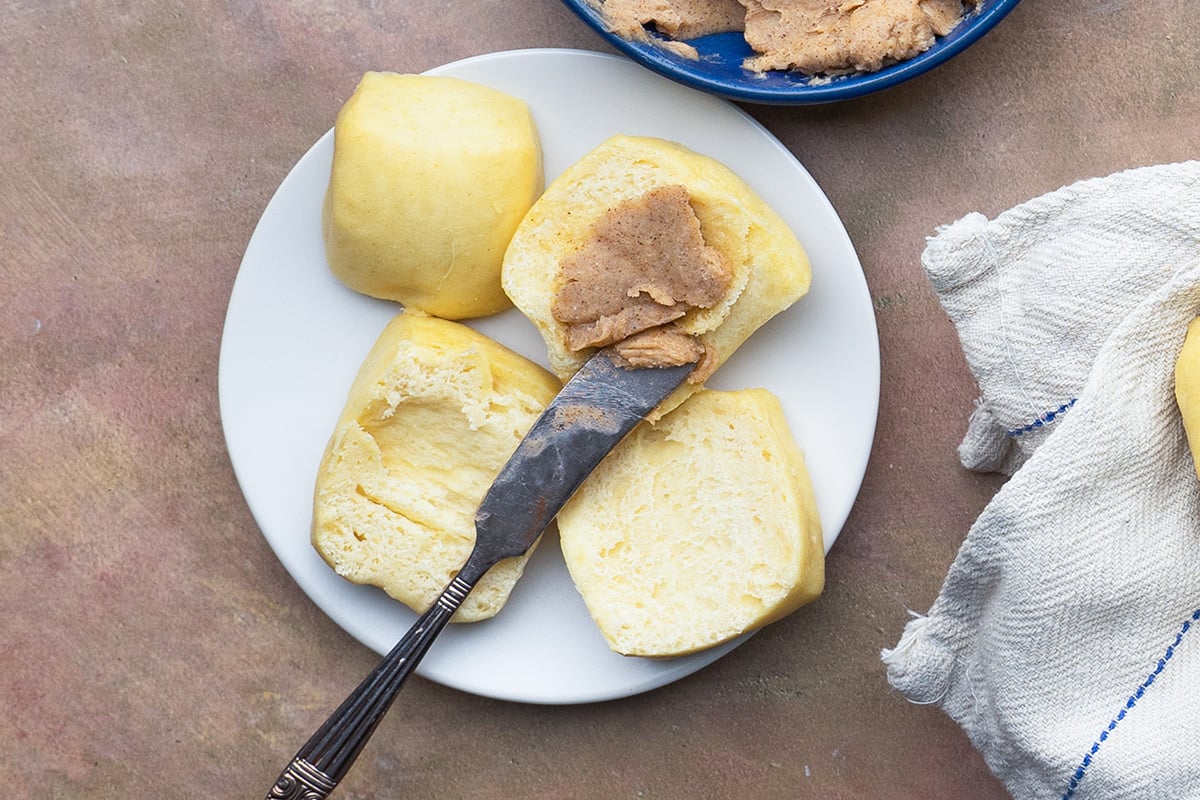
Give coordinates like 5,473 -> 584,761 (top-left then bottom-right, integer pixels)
265,349 -> 694,799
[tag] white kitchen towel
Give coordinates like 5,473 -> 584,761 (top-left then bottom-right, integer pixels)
882,161 -> 1200,800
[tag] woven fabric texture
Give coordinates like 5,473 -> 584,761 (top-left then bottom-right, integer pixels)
883,162 -> 1200,800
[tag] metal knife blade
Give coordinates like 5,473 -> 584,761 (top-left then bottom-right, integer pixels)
265,348 -> 694,799
468,348 -> 695,571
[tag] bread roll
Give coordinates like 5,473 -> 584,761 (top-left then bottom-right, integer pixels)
557,388 -> 824,656
323,72 -> 542,319
1176,316 -> 1200,478
501,134 -> 810,415
312,312 -> 560,621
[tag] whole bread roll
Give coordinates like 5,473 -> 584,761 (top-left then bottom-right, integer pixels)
1175,316 -> 1200,478
557,388 -> 824,656
312,312 -> 560,621
323,72 -> 542,319
501,134 -> 811,415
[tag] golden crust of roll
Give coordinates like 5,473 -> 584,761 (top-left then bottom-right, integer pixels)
323,72 -> 543,319
1175,316 -> 1200,480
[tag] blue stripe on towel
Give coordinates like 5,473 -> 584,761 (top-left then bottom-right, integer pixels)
1007,399 -> 1077,438
1061,608 -> 1200,799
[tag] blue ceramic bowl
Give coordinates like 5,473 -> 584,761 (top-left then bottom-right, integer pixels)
559,0 -> 1021,104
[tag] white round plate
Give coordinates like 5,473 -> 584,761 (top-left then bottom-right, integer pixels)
219,49 -> 879,704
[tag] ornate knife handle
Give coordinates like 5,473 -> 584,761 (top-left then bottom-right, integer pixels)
265,561 -> 486,799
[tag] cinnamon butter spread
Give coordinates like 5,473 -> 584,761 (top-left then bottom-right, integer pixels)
596,0 -> 743,59
601,0 -> 744,40
741,0 -> 972,74
597,0 -> 975,75
550,184 -> 731,381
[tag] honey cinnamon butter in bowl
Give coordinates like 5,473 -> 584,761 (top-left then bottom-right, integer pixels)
560,0 -> 1022,103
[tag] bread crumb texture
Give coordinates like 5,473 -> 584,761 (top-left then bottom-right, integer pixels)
558,388 -> 824,656
502,134 -> 810,416
311,313 -> 560,622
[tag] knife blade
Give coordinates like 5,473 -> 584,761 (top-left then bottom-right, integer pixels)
266,349 -> 694,799
470,348 -> 695,574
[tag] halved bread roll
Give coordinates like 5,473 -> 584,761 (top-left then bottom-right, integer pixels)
557,388 -> 824,656
311,312 -> 560,621
501,134 -> 811,415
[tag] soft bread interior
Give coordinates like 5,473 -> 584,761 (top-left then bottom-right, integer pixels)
501,134 -> 811,415
557,388 -> 824,656
312,312 -> 560,621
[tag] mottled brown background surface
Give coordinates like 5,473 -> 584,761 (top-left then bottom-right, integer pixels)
3,1 -> 1198,798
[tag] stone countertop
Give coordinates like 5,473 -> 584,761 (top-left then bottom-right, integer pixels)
3,2 -> 1197,798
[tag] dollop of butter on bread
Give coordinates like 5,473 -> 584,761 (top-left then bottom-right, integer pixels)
550,184 -> 732,380
502,134 -> 811,418
595,0 -> 975,76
